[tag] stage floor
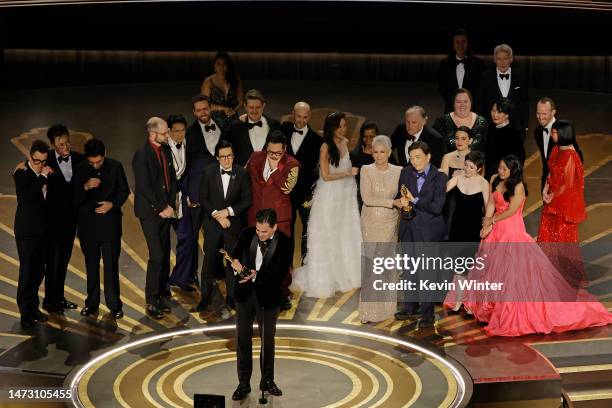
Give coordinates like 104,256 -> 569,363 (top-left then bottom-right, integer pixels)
0,80 -> 611,407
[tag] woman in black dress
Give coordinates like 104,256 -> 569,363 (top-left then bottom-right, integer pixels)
350,121 -> 377,211
201,52 -> 244,132
485,97 -> 526,181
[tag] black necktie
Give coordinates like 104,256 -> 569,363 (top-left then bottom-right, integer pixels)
248,121 -> 263,130
543,128 -> 549,134
175,143 -> 182,149
499,73 -> 510,80
416,172 -> 426,179
294,128 -> 304,135
205,124 -> 216,132
221,169 -> 233,176
58,156 -> 69,163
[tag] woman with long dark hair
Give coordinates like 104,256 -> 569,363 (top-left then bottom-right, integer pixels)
445,155 -> 611,336
292,112 -> 362,298
484,97 -> 525,181
201,52 -> 244,132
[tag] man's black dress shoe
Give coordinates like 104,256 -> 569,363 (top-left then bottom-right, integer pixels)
280,296 -> 292,311
156,299 -> 171,313
110,309 -> 124,319
232,383 -> 251,400
20,318 -> 36,328
394,310 -> 417,321
80,306 -> 98,316
33,310 -> 48,322
146,304 -> 164,319
260,379 -> 282,396
58,299 -> 78,309
419,318 -> 435,328
42,303 -> 64,314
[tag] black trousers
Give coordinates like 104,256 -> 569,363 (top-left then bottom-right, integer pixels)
80,236 -> 122,310
236,292 -> 279,384
44,223 -> 77,305
290,201 -> 311,263
200,223 -> 238,306
140,217 -> 171,304
15,235 -> 46,319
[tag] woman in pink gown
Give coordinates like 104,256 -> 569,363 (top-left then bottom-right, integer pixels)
446,155 -> 612,336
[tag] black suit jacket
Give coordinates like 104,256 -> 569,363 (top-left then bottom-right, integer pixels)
13,163 -> 49,237
232,227 -> 292,309
73,158 -> 129,241
199,162 -> 252,235
132,142 -> 178,219
229,115 -> 281,166
391,125 -> 447,168
185,119 -> 226,204
281,121 -> 322,205
534,125 -> 557,187
477,68 -> 529,131
437,54 -> 485,112
46,150 -> 85,227
396,165 -> 447,242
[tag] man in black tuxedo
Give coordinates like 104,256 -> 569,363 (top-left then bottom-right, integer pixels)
14,140 -> 52,328
394,141 -> 447,328
74,138 -> 129,319
133,117 -> 178,319
534,97 -> 558,192
477,44 -> 529,135
230,209 -> 291,401
43,124 -> 85,314
184,94 -> 225,287
437,28 -> 485,113
197,140 -> 252,314
280,101 -> 322,263
229,89 -> 281,166
391,106 -> 447,168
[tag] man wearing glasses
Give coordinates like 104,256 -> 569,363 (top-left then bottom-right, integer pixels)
14,140 -> 53,328
246,131 -> 299,310
133,117 -> 178,319
197,140 -> 251,315
43,124 -> 85,314
74,138 -> 130,320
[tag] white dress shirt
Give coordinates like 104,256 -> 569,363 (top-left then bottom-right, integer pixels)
55,151 -> 72,182
496,67 -> 512,97
249,116 -> 269,152
168,137 -> 187,180
199,119 -> 221,156
543,118 -> 556,159
456,56 -> 466,88
211,166 -> 235,217
404,127 -> 424,163
263,158 -> 277,182
255,234 -> 275,272
291,125 -> 308,154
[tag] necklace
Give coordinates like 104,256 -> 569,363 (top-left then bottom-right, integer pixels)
456,148 -> 470,160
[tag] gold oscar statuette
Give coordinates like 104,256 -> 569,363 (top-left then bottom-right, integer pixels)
400,184 -> 416,220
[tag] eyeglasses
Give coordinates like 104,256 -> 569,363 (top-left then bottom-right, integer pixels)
31,159 -> 47,165
218,154 -> 234,160
266,150 -> 284,158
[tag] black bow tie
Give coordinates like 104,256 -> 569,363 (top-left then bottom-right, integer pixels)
205,124 -> 216,132
499,73 -> 510,80
455,59 -> 465,66
248,121 -> 263,130
415,172 -> 426,179
293,128 -> 304,135
58,155 -> 70,163
407,134 -> 416,142
258,238 -> 271,253
175,142 -> 182,149
543,128 -> 549,134
221,169 -> 233,176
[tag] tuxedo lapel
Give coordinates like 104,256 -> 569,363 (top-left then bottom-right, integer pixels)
215,169 -> 224,199
248,233 -> 259,271
408,171 -> 418,198
418,168 -> 436,197
225,168 -> 236,201
260,234 -> 279,274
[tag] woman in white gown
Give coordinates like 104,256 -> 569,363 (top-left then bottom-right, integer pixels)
292,112 -> 363,298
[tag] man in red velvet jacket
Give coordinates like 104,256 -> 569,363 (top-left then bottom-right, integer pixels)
246,130 -> 299,310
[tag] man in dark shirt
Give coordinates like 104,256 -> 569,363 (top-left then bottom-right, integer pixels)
74,138 -> 129,319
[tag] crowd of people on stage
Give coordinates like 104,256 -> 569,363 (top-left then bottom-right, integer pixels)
12,31 -> 612,340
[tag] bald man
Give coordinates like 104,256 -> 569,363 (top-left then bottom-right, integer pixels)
133,117 -> 178,319
280,102 -> 322,268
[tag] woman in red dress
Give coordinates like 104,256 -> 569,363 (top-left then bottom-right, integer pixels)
538,120 -> 586,243
445,155 -> 612,336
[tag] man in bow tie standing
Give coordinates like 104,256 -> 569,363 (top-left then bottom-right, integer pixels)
197,140 -> 251,314
280,101 -> 322,264
43,124 -> 85,314
391,106 -> 446,168
477,44 -> 528,136
229,208 -> 292,401
229,89 -> 281,166
437,28 -> 485,113
394,141 -> 447,328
